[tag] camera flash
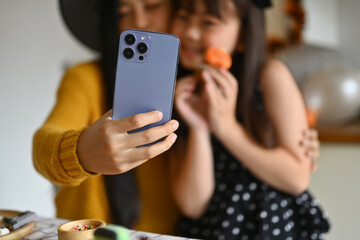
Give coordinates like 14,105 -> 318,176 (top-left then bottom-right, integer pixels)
141,36 -> 145,40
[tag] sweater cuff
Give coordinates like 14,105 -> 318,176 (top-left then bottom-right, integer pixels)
59,129 -> 98,179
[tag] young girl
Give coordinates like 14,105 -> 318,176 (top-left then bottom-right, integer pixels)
169,0 -> 330,239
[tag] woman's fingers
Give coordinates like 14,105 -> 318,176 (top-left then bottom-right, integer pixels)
111,111 -> 163,133
106,132 -> 177,174
78,109 -> 179,175
125,120 -> 179,148
102,122 -> 178,174
125,133 -> 178,161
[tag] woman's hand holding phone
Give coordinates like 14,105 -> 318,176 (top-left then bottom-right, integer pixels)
77,110 -> 178,175
77,29 -> 180,175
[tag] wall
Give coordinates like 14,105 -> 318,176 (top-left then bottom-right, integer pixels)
338,0 -> 360,68
265,0 -> 287,40
303,0 -> 360,68
303,1 -> 360,239
303,0 -> 340,49
0,0 -> 95,217
310,144 -> 360,240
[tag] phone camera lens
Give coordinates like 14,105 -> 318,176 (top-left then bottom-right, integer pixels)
137,42 -> 148,54
124,34 -> 136,45
123,48 -> 134,59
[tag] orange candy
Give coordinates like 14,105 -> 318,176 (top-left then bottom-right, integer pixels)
204,47 -> 232,69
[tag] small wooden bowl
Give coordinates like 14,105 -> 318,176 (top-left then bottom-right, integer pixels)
57,219 -> 106,240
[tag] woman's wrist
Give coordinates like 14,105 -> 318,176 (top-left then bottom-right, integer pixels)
76,129 -> 94,174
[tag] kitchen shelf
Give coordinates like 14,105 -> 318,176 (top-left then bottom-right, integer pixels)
318,123 -> 360,143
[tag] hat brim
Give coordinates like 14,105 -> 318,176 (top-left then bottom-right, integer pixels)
59,0 -> 102,52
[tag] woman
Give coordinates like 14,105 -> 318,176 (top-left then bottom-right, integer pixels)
33,0 -> 180,234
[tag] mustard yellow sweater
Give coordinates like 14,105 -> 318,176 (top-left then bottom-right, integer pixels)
32,62 -> 180,234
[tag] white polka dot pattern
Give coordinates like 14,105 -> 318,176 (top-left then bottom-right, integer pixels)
177,137 -> 330,239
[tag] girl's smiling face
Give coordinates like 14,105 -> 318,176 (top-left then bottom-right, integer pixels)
171,0 -> 241,70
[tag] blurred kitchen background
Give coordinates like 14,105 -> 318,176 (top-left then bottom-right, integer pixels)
0,0 -> 359,239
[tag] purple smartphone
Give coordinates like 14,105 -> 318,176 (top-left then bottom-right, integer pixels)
112,29 -> 180,140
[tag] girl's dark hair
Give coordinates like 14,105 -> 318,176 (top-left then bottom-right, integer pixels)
174,0 -> 275,147
99,0 -> 140,228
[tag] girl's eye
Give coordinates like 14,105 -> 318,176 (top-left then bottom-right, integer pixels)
201,15 -> 222,27
175,11 -> 189,21
201,16 -> 221,27
202,20 -> 216,26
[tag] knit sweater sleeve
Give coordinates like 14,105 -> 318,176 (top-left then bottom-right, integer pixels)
33,62 -> 105,186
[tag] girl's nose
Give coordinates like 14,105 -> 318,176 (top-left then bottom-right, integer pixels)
185,24 -> 201,41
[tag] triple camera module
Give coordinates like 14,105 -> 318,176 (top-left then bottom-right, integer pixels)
122,33 -> 150,62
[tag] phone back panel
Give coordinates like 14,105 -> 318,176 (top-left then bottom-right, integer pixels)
112,29 -> 180,133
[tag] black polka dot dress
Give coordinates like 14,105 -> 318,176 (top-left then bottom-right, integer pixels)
177,137 -> 331,240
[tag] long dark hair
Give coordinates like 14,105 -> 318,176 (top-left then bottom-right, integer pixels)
174,0 -> 275,147
99,0 -> 140,228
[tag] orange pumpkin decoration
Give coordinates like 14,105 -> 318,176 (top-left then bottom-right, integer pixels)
306,107 -> 318,128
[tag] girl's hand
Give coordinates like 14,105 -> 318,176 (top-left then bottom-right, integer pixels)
175,75 -> 209,131
77,110 -> 179,175
299,128 -> 320,172
202,68 -> 238,137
